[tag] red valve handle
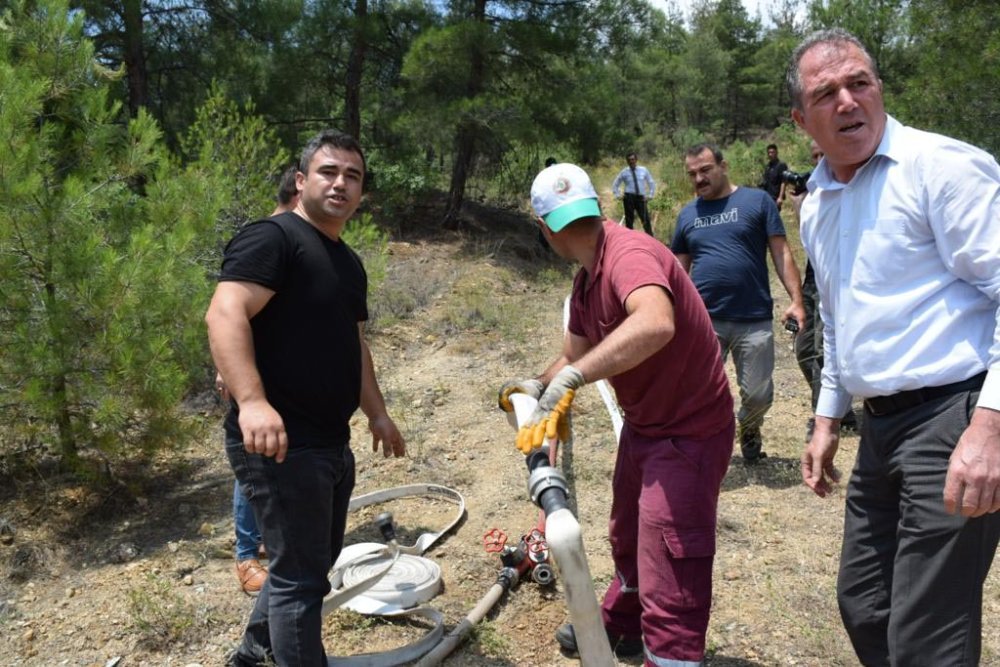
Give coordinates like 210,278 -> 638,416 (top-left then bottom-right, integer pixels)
483,527 -> 508,553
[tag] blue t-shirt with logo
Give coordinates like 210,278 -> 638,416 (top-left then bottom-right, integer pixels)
671,187 -> 785,321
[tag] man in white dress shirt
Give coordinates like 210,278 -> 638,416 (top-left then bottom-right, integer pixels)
791,28 -> 1000,666
612,152 -> 656,235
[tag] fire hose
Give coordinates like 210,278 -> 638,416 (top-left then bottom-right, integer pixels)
321,484 -> 465,666
416,393 -> 614,667
322,293 -> 623,665
415,506 -> 556,666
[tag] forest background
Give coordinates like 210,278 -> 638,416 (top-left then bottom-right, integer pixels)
3,0 -> 999,472
1,0 -> 999,664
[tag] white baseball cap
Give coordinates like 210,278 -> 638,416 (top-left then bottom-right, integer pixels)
530,163 -> 601,232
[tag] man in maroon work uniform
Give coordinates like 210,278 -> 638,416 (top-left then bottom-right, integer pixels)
499,163 -> 734,666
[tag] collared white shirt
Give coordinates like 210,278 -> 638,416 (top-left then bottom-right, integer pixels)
801,115 -> 1000,418
612,165 -> 656,198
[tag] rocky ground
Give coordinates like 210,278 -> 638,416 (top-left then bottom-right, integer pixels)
0,200 -> 997,667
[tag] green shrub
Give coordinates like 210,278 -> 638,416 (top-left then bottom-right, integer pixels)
127,574 -> 195,648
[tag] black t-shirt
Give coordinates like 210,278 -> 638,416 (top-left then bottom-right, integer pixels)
219,212 -> 368,447
761,159 -> 787,199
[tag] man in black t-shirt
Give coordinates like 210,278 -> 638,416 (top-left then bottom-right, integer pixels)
759,143 -> 788,210
206,130 -> 405,667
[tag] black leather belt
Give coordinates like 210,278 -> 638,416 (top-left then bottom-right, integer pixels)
863,372 -> 987,417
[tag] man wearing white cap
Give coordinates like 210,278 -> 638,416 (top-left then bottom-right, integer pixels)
498,163 -> 735,666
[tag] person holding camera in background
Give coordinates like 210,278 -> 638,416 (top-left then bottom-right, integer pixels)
788,142 -> 858,441
672,144 -> 805,464
786,141 -> 819,227
759,143 -> 788,210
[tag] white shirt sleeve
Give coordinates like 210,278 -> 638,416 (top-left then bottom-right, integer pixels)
611,169 -> 625,198
920,142 -> 1000,410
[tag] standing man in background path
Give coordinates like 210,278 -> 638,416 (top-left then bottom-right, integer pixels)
612,152 -> 656,235
207,130 -> 405,666
672,144 -> 805,464
792,28 -> 1000,666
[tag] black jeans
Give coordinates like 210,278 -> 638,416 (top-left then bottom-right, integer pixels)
623,193 -> 652,236
226,439 -> 356,667
838,385 -> 1000,666
794,270 -> 822,411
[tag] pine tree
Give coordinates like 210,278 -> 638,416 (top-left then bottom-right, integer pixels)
0,0 -> 219,474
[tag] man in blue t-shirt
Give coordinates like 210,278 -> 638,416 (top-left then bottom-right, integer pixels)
672,143 -> 805,463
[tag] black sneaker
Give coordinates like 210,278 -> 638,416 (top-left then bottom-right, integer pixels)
555,623 -> 643,658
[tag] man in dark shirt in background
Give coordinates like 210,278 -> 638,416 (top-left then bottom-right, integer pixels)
759,143 -> 788,210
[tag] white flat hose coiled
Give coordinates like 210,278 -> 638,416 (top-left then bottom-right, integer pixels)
340,547 -> 441,610
320,485 -> 466,666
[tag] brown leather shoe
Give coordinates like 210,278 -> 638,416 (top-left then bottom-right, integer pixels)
235,558 -> 268,595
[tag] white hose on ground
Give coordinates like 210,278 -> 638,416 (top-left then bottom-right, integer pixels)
510,393 -> 615,667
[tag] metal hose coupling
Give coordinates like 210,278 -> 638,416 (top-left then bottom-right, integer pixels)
527,464 -> 569,511
497,566 -> 519,590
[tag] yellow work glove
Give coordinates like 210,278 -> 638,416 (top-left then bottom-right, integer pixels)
497,378 -> 544,412
515,365 -> 585,454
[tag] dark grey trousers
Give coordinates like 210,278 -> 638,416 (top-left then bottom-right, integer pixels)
838,387 -> 1000,666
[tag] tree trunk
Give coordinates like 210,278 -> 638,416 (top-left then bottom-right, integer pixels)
122,0 -> 148,116
42,273 -> 77,465
444,123 -> 475,228
345,0 -> 368,139
443,0 -> 487,227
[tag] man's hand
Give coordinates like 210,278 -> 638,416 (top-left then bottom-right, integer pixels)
215,372 -> 230,403
370,414 -> 406,458
497,378 -> 544,412
515,366 -> 585,454
801,416 -> 842,497
782,302 -> 806,333
238,398 -> 289,463
944,407 -> 1000,517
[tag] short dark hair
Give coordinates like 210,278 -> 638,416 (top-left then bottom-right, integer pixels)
787,29 -> 879,111
544,156 -> 557,167
626,152 -> 638,161
276,165 -> 298,206
299,129 -> 366,177
767,143 -> 778,152
685,143 -> 724,164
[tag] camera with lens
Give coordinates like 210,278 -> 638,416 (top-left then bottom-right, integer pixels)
781,170 -> 811,195
784,319 -> 800,334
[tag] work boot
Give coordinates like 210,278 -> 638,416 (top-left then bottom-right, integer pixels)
554,623 -> 643,658
740,427 -> 766,464
235,558 -> 268,595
